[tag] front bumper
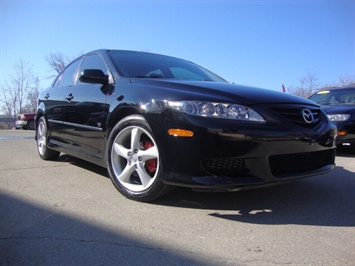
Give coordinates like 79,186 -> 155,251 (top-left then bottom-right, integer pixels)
148,111 -> 337,191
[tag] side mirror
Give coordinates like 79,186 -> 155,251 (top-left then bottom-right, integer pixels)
79,69 -> 109,85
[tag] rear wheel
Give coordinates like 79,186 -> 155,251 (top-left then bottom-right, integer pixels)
27,120 -> 35,130
107,115 -> 170,202
36,117 -> 60,160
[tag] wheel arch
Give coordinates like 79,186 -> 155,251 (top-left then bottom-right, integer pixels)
35,103 -> 46,125
107,106 -> 142,137
35,110 -> 46,137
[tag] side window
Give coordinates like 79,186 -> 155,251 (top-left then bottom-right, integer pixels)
52,73 -> 62,87
57,59 -> 81,87
76,54 -> 112,85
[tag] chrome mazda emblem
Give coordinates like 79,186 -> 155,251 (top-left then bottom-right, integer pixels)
302,109 -> 314,124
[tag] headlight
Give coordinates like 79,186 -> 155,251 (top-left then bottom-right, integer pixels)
327,114 -> 350,122
168,101 -> 265,122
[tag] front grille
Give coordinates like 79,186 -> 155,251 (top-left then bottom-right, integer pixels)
269,149 -> 335,177
270,106 -> 321,128
201,158 -> 245,177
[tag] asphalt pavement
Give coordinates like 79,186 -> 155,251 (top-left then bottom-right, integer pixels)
0,130 -> 354,265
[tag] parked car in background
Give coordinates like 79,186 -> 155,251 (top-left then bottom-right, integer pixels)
16,113 -> 36,130
309,87 -> 355,152
36,49 -> 337,202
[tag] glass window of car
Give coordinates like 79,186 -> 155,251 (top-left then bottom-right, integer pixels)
76,54 -> 112,85
146,69 -> 164,78
52,74 -> 61,87
170,67 -> 205,80
109,51 -> 226,82
310,89 -> 355,105
56,59 -> 82,87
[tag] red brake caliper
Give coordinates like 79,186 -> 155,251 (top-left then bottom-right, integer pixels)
144,141 -> 157,174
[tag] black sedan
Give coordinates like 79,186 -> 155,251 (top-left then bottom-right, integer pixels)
309,87 -> 355,152
36,50 -> 337,202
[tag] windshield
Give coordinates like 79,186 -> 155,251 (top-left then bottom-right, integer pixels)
108,51 -> 227,82
309,89 -> 355,105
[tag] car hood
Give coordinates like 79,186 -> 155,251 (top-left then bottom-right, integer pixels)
130,79 -> 318,106
320,104 -> 355,114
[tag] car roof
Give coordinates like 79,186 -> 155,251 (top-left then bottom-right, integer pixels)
90,49 -> 161,55
317,87 -> 354,92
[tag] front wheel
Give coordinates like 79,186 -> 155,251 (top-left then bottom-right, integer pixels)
107,115 -> 170,202
36,117 -> 60,160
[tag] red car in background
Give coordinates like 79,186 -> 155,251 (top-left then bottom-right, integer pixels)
16,113 -> 36,130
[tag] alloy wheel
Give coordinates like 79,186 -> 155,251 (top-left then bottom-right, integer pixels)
110,126 -> 160,192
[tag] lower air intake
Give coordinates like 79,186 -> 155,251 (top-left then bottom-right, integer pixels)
201,158 -> 246,177
269,149 -> 335,177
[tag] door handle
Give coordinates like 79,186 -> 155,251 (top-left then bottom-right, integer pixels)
65,93 -> 74,102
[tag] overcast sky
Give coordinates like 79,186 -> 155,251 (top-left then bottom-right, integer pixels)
1,0 -> 354,92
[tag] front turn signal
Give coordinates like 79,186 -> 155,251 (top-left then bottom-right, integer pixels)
168,129 -> 194,137
338,131 -> 347,136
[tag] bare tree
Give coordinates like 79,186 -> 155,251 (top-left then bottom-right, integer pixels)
288,71 -> 320,98
288,73 -> 355,98
45,52 -> 71,74
24,76 -> 40,113
338,76 -> 355,87
0,59 -> 38,118
322,75 -> 355,89
45,51 -> 82,79
1,82 -> 17,119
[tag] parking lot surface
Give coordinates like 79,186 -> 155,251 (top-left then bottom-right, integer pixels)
1,130 -> 354,265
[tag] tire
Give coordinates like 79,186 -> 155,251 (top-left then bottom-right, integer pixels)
36,117 -> 60,160
107,115 -> 170,202
27,120 -> 35,130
